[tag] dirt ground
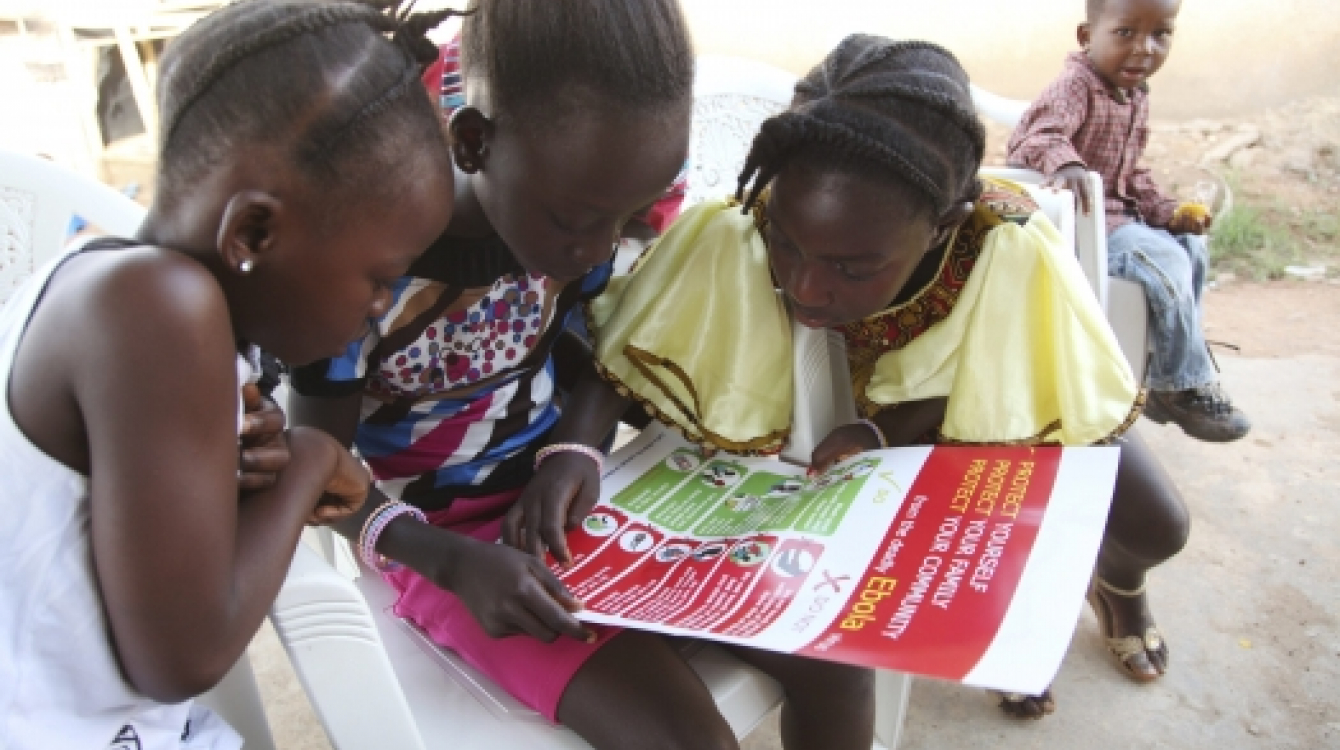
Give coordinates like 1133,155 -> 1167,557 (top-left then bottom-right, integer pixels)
1201,281 -> 1340,358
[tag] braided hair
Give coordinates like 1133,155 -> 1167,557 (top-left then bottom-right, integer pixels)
737,34 -> 986,220
155,0 -> 464,208
459,0 -> 693,123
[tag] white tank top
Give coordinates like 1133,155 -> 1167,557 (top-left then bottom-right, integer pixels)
0,242 -> 243,749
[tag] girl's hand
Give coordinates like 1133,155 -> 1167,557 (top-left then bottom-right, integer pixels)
238,383 -> 289,491
502,452 -> 601,566
810,423 -> 882,475
437,533 -> 594,643
308,440 -> 370,526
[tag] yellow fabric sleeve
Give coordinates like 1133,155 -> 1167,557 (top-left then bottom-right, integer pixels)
589,200 -> 793,452
867,211 -> 1140,445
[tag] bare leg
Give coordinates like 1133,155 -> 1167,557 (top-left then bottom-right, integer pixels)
726,647 -> 875,750
1091,427 -> 1191,679
557,630 -> 738,750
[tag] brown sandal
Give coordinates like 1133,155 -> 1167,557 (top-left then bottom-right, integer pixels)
1087,577 -> 1166,682
990,689 -> 1056,719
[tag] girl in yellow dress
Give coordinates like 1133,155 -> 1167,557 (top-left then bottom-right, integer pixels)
510,34 -> 1190,727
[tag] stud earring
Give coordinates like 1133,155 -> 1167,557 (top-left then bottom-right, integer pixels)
239,259 -> 254,274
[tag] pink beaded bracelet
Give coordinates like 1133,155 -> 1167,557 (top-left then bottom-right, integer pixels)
857,418 -> 888,449
358,501 -> 426,573
534,443 -> 605,473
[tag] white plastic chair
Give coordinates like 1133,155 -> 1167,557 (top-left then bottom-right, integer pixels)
0,148 -> 279,750
970,87 -> 1151,382
684,55 -> 799,208
0,149 -> 144,304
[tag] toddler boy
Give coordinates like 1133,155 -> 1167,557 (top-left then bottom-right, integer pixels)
1007,0 -> 1249,442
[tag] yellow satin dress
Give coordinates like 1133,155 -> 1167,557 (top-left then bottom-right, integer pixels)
589,183 -> 1140,453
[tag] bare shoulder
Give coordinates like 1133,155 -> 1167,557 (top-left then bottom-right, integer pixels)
76,246 -> 234,372
10,246 -> 237,470
42,247 -> 231,355
31,246 -> 238,396
67,246 -> 225,319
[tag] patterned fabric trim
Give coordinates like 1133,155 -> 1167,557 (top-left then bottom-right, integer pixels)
839,182 -> 1039,418
934,389 -> 1147,446
584,297 -> 788,456
591,355 -> 788,456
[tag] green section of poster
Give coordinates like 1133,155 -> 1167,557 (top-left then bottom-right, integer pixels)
692,472 -> 805,537
610,449 -> 702,513
792,458 -> 880,536
648,459 -> 751,532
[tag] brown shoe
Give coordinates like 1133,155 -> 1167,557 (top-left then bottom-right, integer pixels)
1143,383 -> 1250,442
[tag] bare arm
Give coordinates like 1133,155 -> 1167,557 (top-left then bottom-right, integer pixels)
810,398 -> 948,473
65,255 -> 349,702
288,384 -> 592,642
502,362 -> 631,563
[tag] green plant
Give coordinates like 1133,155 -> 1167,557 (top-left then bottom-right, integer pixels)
1302,211 -> 1340,244
1209,204 -> 1302,280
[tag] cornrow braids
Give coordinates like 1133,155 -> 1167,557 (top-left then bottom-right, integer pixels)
738,34 -> 986,219
155,0 -> 464,212
459,0 -> 693,124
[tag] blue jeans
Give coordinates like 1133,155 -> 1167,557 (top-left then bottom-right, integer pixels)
1107,222 -> 1216,392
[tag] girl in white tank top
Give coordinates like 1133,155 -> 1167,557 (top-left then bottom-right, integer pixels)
0,2 -> 458,746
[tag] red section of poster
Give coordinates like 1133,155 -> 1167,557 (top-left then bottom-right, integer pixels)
610,541 -> 733,622
584,537 -> 699,614
666,535 -> 780,631
712,538 -> 826,638
549,508 -> 630,574
799,447 -> 1060,679
559,522 -> 664,600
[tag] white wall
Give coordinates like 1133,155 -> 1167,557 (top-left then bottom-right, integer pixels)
680,0 -> 1340,119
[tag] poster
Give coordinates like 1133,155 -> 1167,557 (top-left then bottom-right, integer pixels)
552,425 -> 1120,695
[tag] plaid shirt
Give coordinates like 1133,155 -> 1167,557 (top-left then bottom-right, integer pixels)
1006,52 -> 1178,233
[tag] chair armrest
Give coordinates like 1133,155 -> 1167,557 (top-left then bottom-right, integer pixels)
782,323 -> 857,465
1106,279 -> 1150,383
271,544 -> 427,750
1074,171 -> 1110,310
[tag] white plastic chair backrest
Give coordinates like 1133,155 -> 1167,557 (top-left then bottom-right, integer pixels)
686,55 -> 796,208
969,83 -> 1029,128
978,166 -> 1108,310
0,149 -> 144,305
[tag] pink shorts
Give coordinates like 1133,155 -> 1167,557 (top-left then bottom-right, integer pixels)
384,489 -> 622,722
